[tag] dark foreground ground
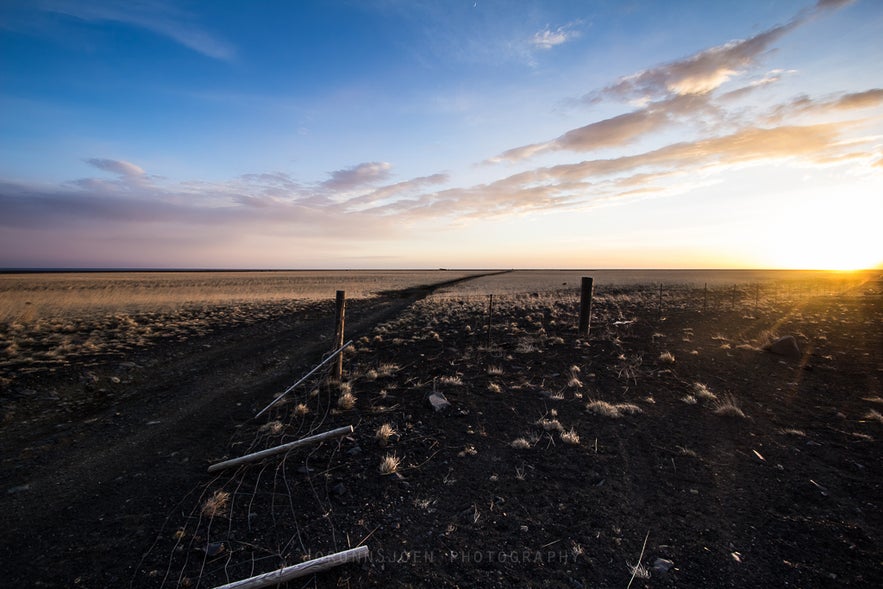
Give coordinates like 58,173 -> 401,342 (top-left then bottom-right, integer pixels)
1,279 -> 881,588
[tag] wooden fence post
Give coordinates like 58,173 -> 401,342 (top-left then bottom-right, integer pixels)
486,294 -> 494,350
657,283 -> 663,319
578,276 -> 593,336
334,290 -> 346,381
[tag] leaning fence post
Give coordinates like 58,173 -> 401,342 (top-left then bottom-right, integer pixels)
334,290 -> 346,381
578,276 -> 593,336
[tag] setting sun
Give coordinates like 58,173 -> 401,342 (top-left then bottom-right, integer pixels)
762,186 -> 883,270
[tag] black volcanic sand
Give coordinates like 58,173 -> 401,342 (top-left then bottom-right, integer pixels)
1,284 -> 881,588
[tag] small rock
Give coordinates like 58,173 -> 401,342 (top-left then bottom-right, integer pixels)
766,336 -> 801,359
653,558 -> 674,574
6,484 -> 31,495
428,392 -> 451,412
330,482 -> 346,496
204,542 -> 225,557
346,445 -> 363,456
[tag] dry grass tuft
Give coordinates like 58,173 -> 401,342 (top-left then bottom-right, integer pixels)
658,351 -> 676,364
293,402 -> 310,416
438,375 -> 464,386
379,453 -> 401,474
714,395 -> 746,418
676,445 -> 698,458
201,490 -> 231,518
680,395 -> 697,405
781,428 -> 805,437
487,382 -> 502,394
586,400 -> 643,418
536,417 -> 564,432
864,409 -> 883,424
337,391 -> 357,410
377,363 -> 399,377
511,438 -> 531,450
692,382 -> 717,401
259,421 -> 284,435
487,365 -> 504,376
375,423 -> 396,446
560,428 -> 581,445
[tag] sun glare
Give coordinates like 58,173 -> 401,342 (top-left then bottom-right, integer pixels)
763,188 -> 882,270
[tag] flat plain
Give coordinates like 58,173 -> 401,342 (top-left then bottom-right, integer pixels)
1,269 -> 880,588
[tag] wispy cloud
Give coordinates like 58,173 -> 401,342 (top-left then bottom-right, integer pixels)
491,108 -> 671,162
531,22 -> 581,50
591,23 -> 794,103
85,158 -> 146,178
38,0 -> 235,60
766,88 -> 883,122
322,162 -> 393,191
491,0 -> 862,165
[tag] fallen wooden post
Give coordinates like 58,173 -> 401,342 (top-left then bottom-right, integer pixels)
211,546 -> 369,589
208,425 -> 354,473
255,340 -> 353,418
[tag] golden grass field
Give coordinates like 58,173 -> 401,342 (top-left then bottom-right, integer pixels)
1,269 -> 876,380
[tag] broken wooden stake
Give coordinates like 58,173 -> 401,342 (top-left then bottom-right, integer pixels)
211,546 -> 369,589
207,425 -> 354,473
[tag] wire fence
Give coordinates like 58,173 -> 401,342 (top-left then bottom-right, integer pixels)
131,345 -> 365,589
128,272 -> 880,587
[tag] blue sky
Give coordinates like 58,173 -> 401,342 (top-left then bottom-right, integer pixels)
1,0 -> 881,269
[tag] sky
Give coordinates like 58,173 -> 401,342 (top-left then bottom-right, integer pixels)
1,0 -> 881,270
